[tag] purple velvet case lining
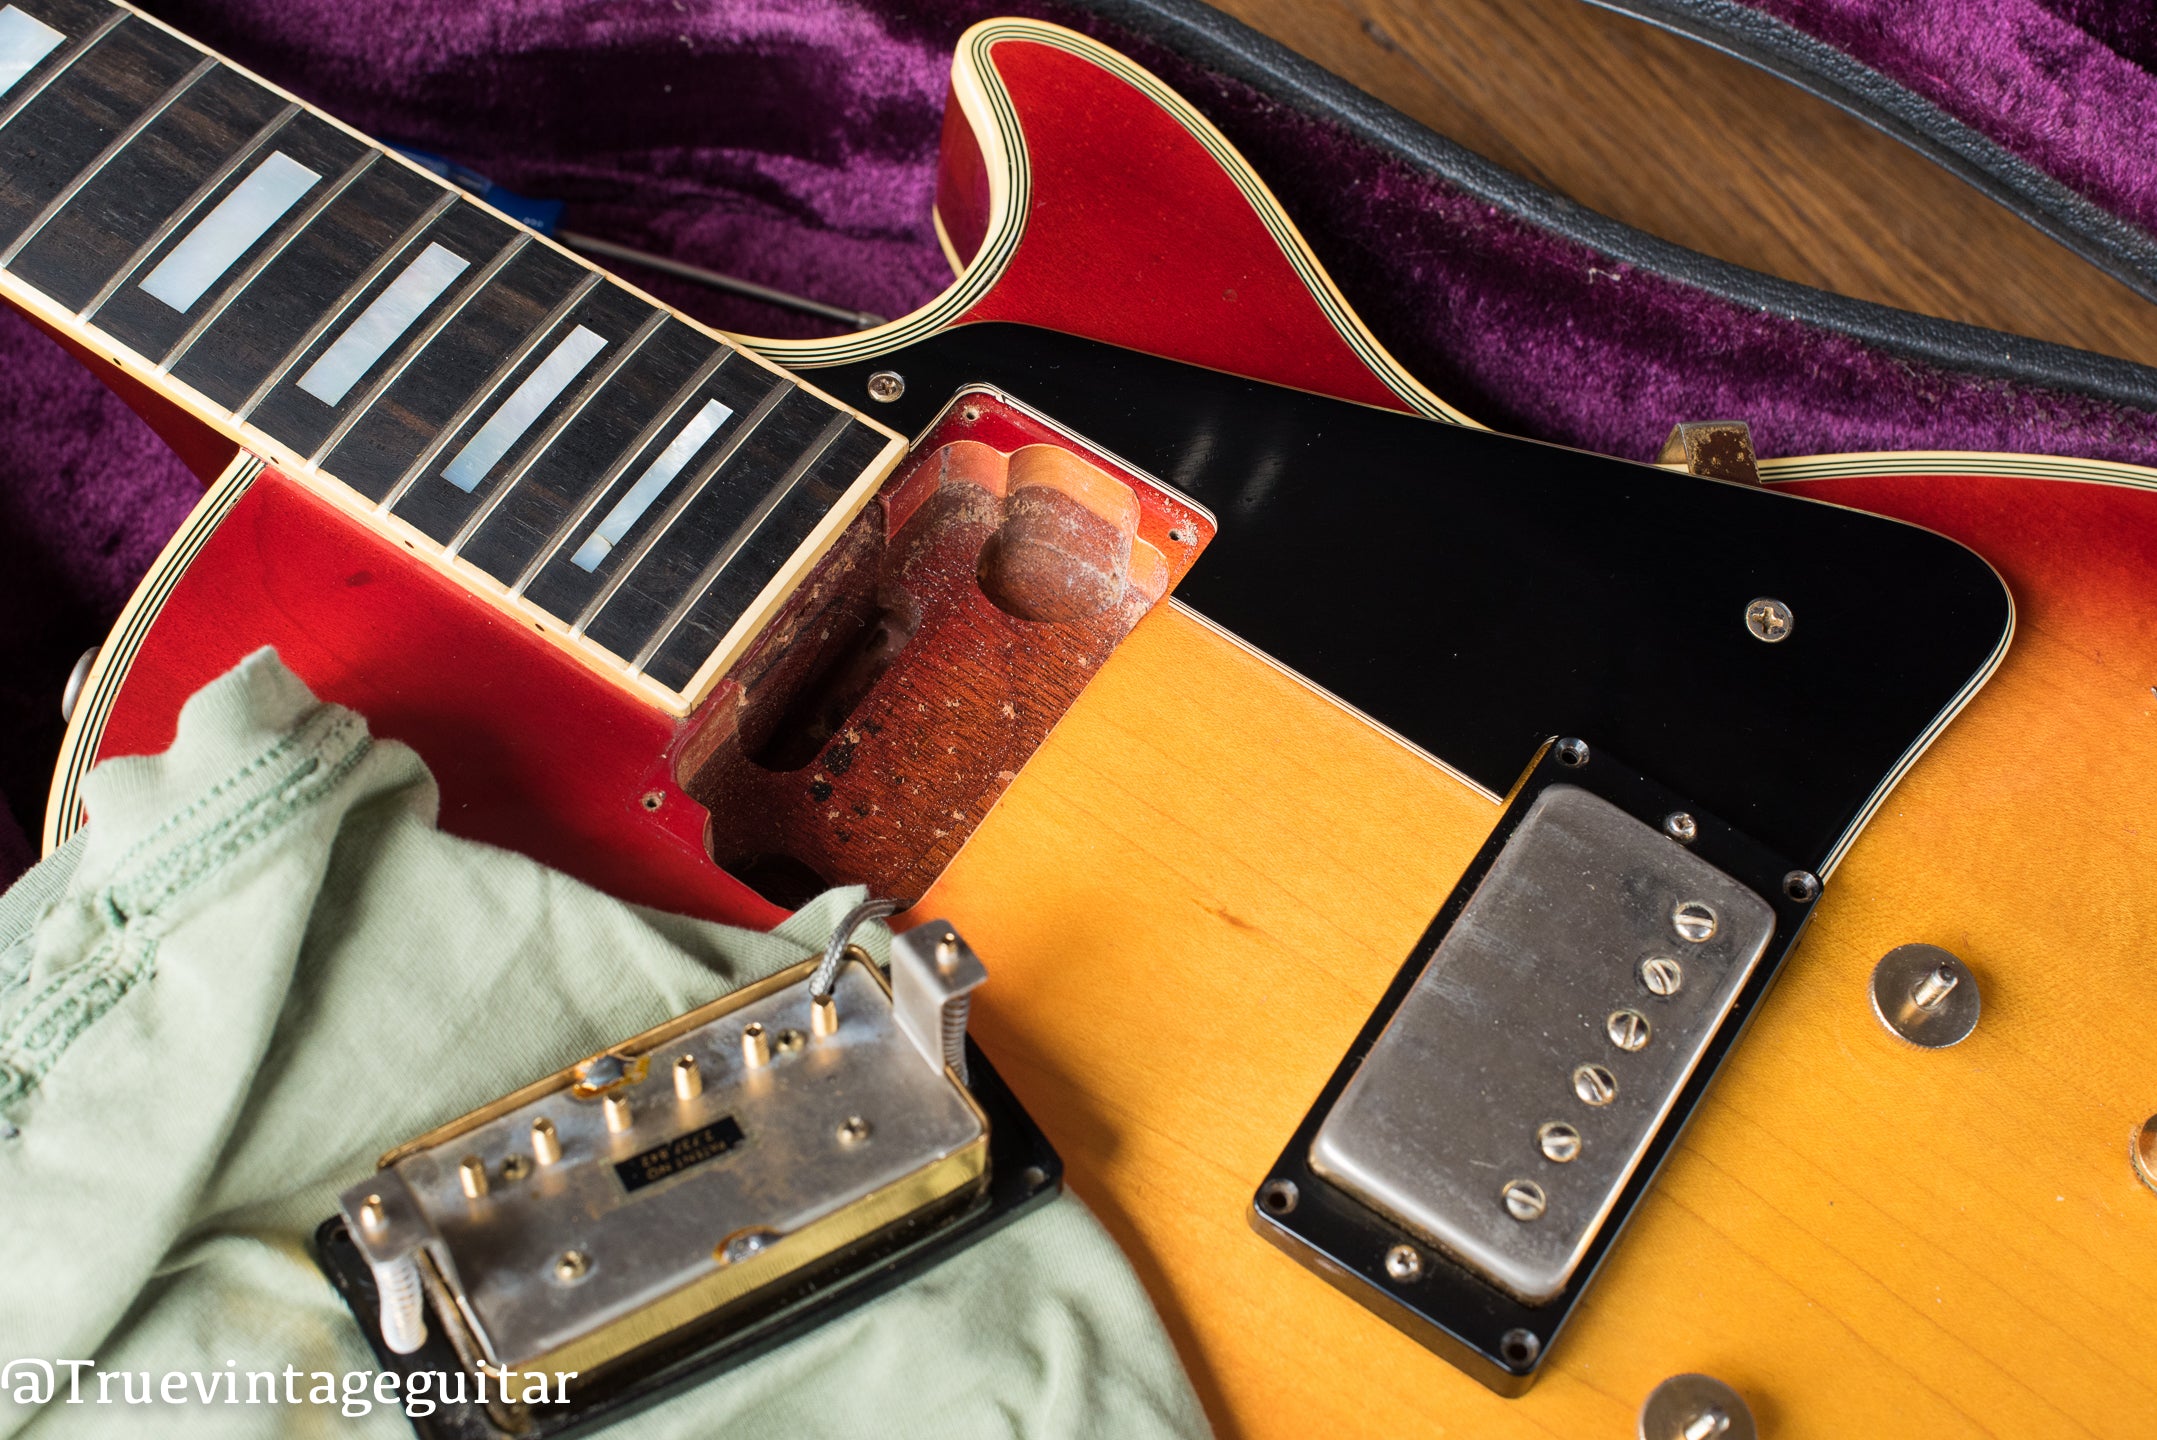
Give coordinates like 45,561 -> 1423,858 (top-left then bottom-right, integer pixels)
6,0 -> 2157,883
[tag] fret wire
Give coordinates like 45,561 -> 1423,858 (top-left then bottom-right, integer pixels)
229,184 -> 455,423
158,147 -> 378,372
442,306 -> 665,560
79,100 -> 299,319
0,54 -> 214,267
0,6 -> 121,134
375,267 -> 601,511
509,346 -> 730,598
632,411 -> 852,673
307,230 -> 528,468
571,376 -> 793,636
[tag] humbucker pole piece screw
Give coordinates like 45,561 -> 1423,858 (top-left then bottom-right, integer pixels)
458,1156 -> 488,1200
604,1095 -> 633,1133
1384,1244 -> 1423,1281
742,1023 -> 771,1068
1639,956 -> 1684,997
811,993 -> 839,1038
1871,944 -> 1980,1048
865,371 -> 905,402
1744,597 -> 1794,643
1672,901 -> 1718,942
1537,1121 -> 1582,1163
531,1117 -> 562,1166
1639,1373 -> 1756,1440
673,1055 -> 702,1100
1607,1009 -> 1652,1051
1573,1064 -> 1617,1105
1501,1179 -> 1547,1221
1662,812 -> 1697,843
2133,1116 -> 2157,1195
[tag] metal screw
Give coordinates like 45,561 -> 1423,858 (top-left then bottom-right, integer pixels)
499,1154 -> 532,1182
811,993 -> 839,1038
1258,1179 -> 1300,1215
674,1055 -> 702,1100
1573,1064 -> 1617,1106
837,1116 -> 871,1146
358,1195 -> 386,1233
531,1117 -> 562,1166
458,1156 -> 488,1200
1501,1178 -> 1548,1221
1538,1121 -> 1582,1162
1783,870 -> 1820,902
865,371 -> 905,403
553,1250 -> 591,1283
1554,737 -> 1590,767
936,931 -> 961,969
1672,900 -> 1718,943
1662,812 -> 1698,843
1384,1244 -> 1424,1281
1745,597 -> 1794,643
722,1231 -> 774,1265
1639,956 -> 1684,997
1500,1328 -> 1542,1368
1607,1008 -> 1652,1051
603,1094 -> 633,1133
2133,1116 -> 2157,1195
742,1023 -> 771,1068
1639,1373 -> 1756,1440
1870,943 -> 1980,1047
775,1028 -> 807,1054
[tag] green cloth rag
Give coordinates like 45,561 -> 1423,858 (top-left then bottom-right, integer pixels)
0,649 -> 1209,1439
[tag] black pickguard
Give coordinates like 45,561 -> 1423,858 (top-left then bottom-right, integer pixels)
813,323 -> 2009,871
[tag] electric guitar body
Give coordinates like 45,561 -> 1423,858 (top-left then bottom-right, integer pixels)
12,6 -> 2154,1437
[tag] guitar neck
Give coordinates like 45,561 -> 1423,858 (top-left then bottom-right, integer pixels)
0,0 -> 899,713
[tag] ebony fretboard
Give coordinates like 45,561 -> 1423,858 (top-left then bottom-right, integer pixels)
0,0 -> 898,709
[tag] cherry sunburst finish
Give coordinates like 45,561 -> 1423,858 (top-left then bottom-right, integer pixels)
16,8 -> 2157,1438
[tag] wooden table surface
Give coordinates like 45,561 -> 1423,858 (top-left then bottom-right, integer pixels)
1203,0 -> 2157,374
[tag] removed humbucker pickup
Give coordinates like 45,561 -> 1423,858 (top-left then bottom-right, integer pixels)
1252,740 -> 1817,1394
320,923 -> 1059,1439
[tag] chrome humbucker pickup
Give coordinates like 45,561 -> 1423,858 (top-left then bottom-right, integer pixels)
1252,740 -> 1819,1395
318,923 -> 1060,1439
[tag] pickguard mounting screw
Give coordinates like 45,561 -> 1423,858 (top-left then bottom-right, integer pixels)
1554,737 -> 1590,767
1745,597 -> 1794,643
1662,812 -> 1698,843
865,371 -> 905,403
2133,1116 -> 2157,1195
1383,1243 -> 1423,1281
1783,870 -> 1820,902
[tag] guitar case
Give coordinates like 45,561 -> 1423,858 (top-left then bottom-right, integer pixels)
3,0 -> 2154,880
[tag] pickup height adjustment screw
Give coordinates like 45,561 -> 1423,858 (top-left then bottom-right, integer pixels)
865,370 -> 905,403
1662,812 -> 1698,844
1871,944 -> 1980,1047
1501,1179 -> 1547,1221
1383,1244 -> 1423,1281
1639,1373 -> 1756,1440
1639,956 -> 1684,997
1607,1009 -> 1652,1051
1672,901 -> 1718,942
1573,1064 -> 1617,1106
1744,597 -> 1794,643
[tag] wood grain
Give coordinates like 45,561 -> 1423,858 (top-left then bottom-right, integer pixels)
1201,0 -> 2157,372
